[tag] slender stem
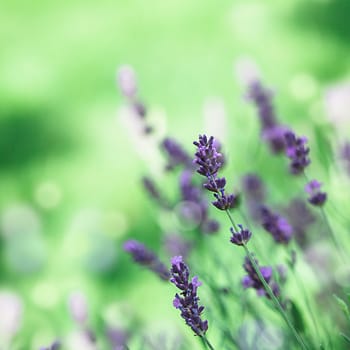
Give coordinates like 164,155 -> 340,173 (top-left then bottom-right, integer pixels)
201,335 -> 215,350
291,266 -> 321,342
242,244 -> 309,350
224,208 -> 309,350
320,207 -> 346,262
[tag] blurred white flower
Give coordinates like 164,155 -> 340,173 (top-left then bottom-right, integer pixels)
68,292 -> 88,325
0,291 -> 23,342
325,82 -> 350,128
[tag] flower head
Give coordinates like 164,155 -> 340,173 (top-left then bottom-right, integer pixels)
170,256 -> 208,336
242,256 -> 279,299
261,207 -> 293,244
162,138 -> 192,171
193,135 -> 239,213
305,180 -> 327,207
230,224 -> 252,246
246,81 -> 287,153
284,131 -> 310,174
124,240 -> 170,280
193,135 -> 224,177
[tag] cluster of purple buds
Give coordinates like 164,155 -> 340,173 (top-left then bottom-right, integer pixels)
242,256 -> 280,299
230,224 -> 252,246
179,171 -> 220,234
194,135 -> 239,211
170,256 -> 208,336
123,240 -> 170,280
284,131 -> 310,175
305,180 -> 327,207
162,138 -> 193,171
117,65 -> 152,134
246,81 -> 287,153
260,206 -> 293,244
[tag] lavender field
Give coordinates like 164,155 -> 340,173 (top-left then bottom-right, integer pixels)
1,0 -> 350,349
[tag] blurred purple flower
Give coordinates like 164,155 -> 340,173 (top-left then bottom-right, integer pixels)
106,327 -> 129,350
305,180 -> 327,207
284,131 -> 310,175
261,206 -> 293,244
242,256 -> 280,299
246,81 -> 287,153
123,240 -> 170,280
284,199 -> 316,247
170,256 -> 208,336
161,138 -> 192,171
340,141 -> 350,175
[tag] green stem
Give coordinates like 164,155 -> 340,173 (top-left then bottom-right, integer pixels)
243,244 -> 309,350
199,335 -> 215,350
224,208 -> 309,350
320,207 -> 346,262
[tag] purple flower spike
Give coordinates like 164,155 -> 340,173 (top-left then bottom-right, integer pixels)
162,138 -> 192,171
124,240 -> 170,280
305,180 -> 327,207
284,131 -> 310,175
242,256 -> 279,299
170,256 -> 208,336
261,207 -> 293,244
193,135 -> 224,177
230,224 -> 252,246
246,81 -> 287,153
194,134 -> 240,213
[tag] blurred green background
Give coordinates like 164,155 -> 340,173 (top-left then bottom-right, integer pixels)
1,0 -> 350,348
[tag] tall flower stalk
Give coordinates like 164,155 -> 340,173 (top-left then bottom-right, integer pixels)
193,134 -> 309,350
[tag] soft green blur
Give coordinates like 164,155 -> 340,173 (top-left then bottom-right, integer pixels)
1,0 -> 350,348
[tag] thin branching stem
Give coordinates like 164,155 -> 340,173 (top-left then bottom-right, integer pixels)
224,210 -> 310,350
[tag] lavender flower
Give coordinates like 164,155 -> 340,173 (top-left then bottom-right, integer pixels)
246,81 -> 287,153
284,131 -> 310,175
194,135 -> 239,212
106,327 -> 129,350
247,81 -> 277,129
170,256 -> 208,336
162,138 -> 192,171
230,224 -> 252,246
261,206 -> 293,244
305,180 -> 327,207
242,256 -> 280,298
123,240 -> 170,280
193,135 -> 224,177
284,199 -> 316,247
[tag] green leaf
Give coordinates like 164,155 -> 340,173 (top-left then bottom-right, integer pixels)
313,124 -> 334,176
333,294 -> 350,323
289,300 -> 306,334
